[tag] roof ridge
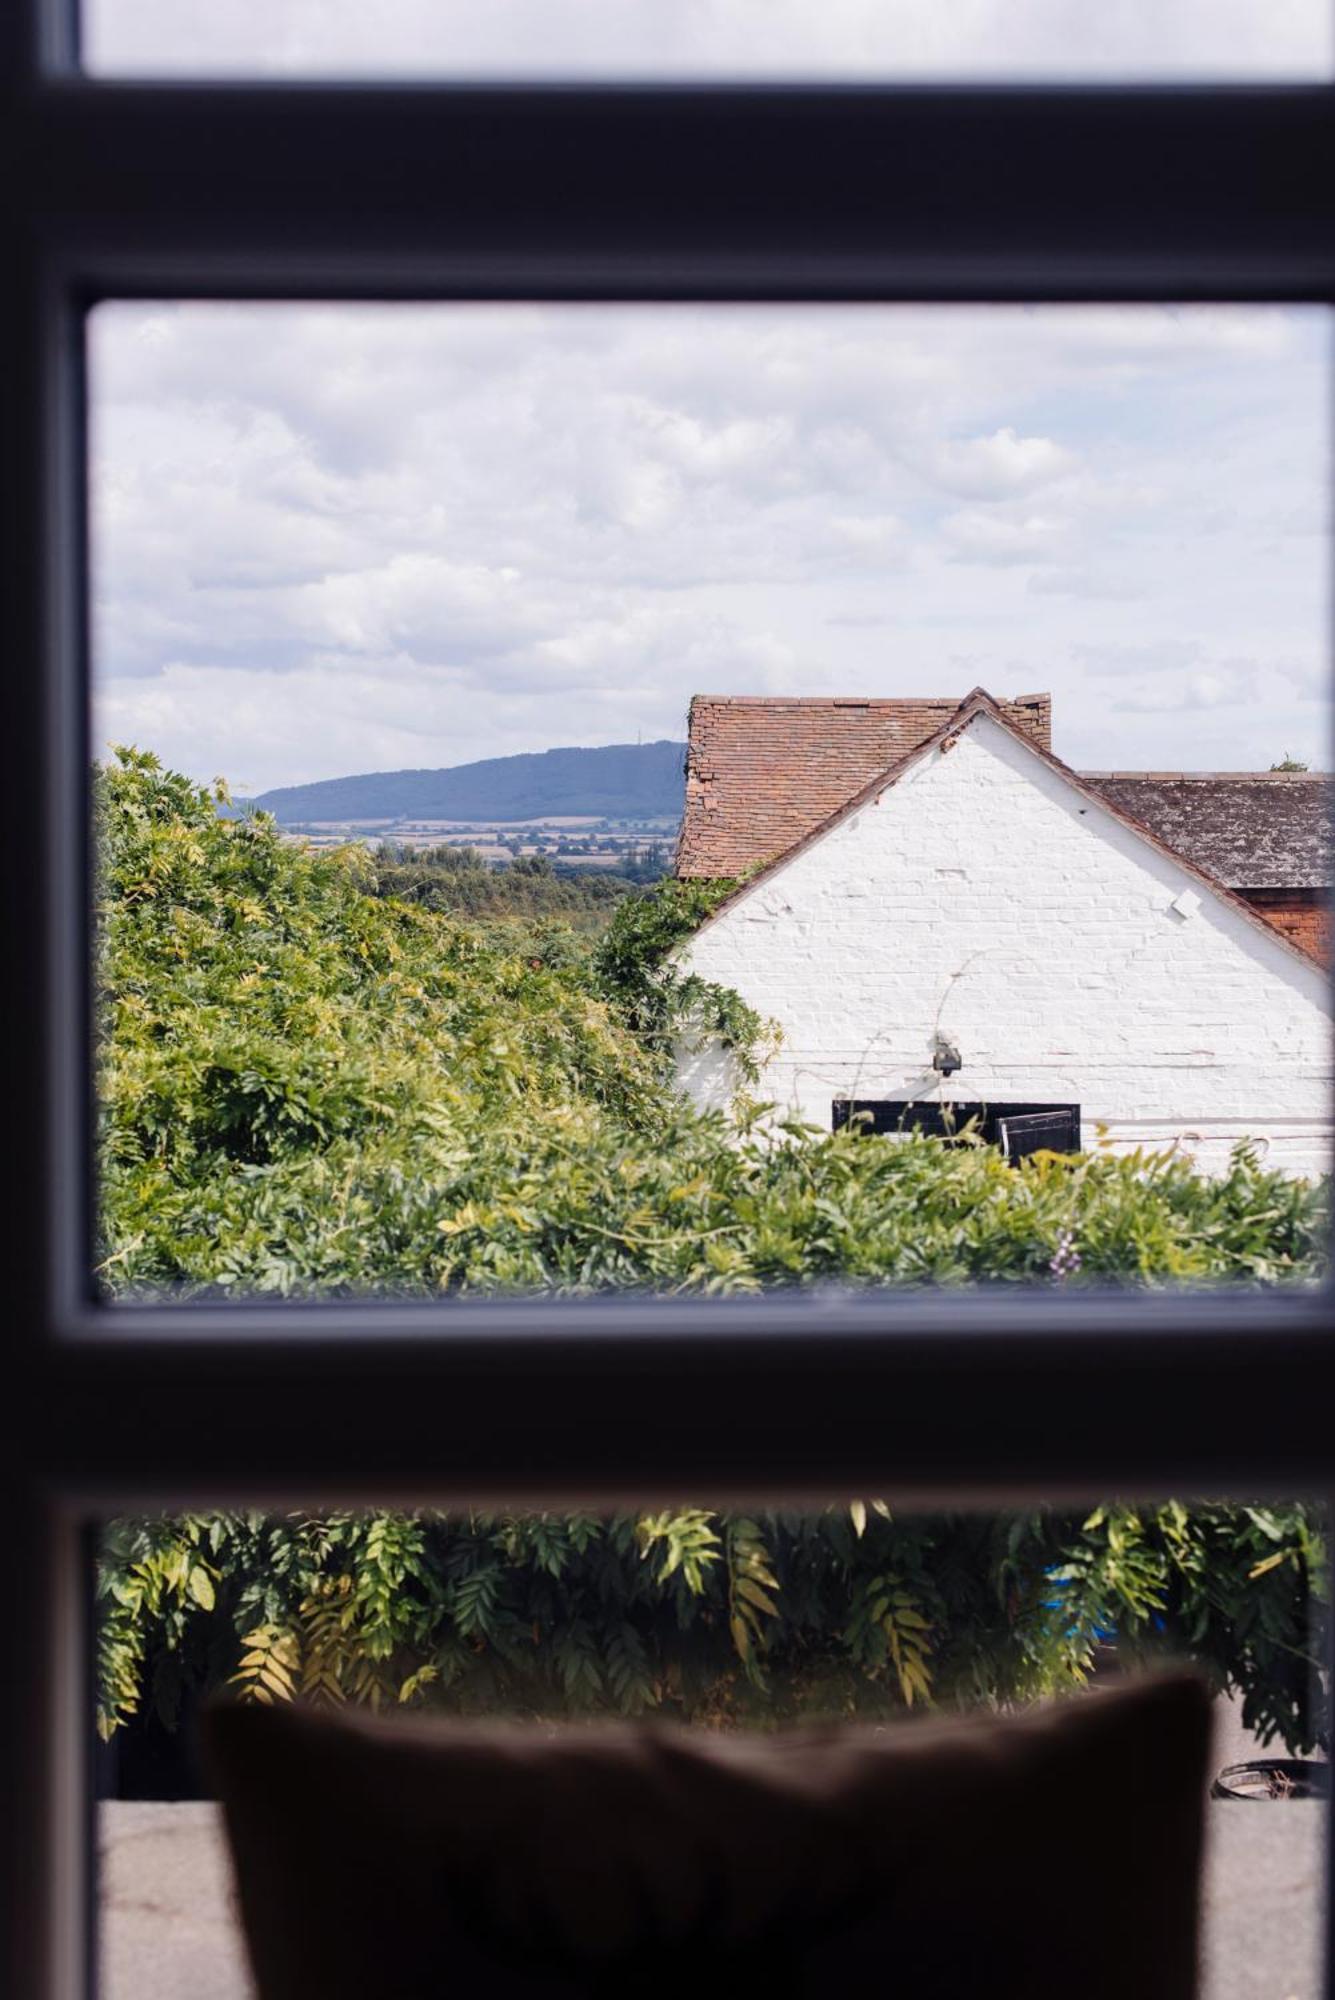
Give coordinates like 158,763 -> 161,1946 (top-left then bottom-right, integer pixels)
1083,769 -> 1326,781
677,687 -> 1054,878
678,701 -> 1325,976
686,691 -> 1050,708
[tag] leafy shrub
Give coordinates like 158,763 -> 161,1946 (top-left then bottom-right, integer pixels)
100,749 -> 1327,1298
100,1501 -> 1325,1751
95,751 -> 1331,1750
592,874 -> 771,1079
97,750 -> 663,1289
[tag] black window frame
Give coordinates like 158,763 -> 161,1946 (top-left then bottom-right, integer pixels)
834,1099 -> 1082,1152
3,4 -> 1335,1992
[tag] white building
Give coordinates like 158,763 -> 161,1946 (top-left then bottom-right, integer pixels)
673,691 -> 1332,1177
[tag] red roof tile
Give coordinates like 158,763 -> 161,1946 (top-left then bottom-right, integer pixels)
676,688 -> 1052,877
682,692 -> 1326,974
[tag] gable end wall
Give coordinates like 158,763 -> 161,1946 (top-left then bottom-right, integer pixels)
674,719 -> 1332,1177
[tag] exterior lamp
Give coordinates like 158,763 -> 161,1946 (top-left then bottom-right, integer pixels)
932,1035 -> 963,1077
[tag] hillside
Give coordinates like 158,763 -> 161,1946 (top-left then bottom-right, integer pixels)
251,738 -> 686,824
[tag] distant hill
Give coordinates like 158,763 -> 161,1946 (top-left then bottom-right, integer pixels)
250,739 -> 687,824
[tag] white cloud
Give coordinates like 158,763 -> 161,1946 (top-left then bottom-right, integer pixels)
1074,640 -> 1205,677
289,555 -> 548,663
912,428 -> 1078,501
943,509 -> 1067,567
1027,568 -> 1145,601
1111,661 -> 1271,714
89,301 -> 1331,790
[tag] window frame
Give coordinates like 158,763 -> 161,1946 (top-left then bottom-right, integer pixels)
3,5 -> 1335,1993
832,1100 -> 1084,1151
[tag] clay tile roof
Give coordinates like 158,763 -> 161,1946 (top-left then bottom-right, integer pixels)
678,695 -> 1328,976
1079,773 -> 1332,889
676,689 -> 1053,877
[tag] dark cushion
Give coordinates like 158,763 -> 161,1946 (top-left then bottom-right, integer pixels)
203,1673 -> 1209,2000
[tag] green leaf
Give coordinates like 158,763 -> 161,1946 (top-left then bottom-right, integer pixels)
187,1566 -> 215,1611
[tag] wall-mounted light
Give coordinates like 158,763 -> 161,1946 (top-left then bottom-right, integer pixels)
932,1033 -> 962,1077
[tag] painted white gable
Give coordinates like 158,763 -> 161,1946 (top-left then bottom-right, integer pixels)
674,712 -> 1332,1176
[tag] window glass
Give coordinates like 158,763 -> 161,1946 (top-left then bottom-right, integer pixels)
95,1499 -> 1330,1998
82,0 -> 1334,81
89,303 -> 1332,1304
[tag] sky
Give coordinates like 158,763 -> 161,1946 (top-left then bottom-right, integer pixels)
84,0 -> 1334,796
85,0 -> 1333,80
90,301 -> 1331,795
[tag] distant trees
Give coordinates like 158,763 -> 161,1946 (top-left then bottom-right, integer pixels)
1271,753 -> 1311,771
364,838 -> 667,927
621,840 -> 669,883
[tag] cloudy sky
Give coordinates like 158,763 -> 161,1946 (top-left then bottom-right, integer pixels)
90,300 -> 1330,796
85,0 -> 1331,80
86,3 -> 1334,794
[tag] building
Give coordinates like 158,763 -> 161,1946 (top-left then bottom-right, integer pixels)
672,690 -> 1332,1177
1078,772 -> 1330,963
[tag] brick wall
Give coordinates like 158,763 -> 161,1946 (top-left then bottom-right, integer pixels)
1238,889 -> 1330,963
674,717 -> 1333,1178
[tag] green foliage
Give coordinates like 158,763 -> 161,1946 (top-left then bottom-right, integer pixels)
98,1501 -> 1327,1751
1270,754 -> 1311,772
365,841 -> 665,932
592,875 -> 772,1080
95,752 -> 1332,1751
99,750 -> 1327,1299
97,749 -> 664,1292
426,1120 -> 1327,1295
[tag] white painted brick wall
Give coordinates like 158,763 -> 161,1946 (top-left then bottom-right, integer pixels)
674,716 -> 1333,1177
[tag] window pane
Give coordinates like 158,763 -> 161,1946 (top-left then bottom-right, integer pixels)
95,1500 -> 1329,1999
82,0 -> 1334,81
89,303 -> 1332,1303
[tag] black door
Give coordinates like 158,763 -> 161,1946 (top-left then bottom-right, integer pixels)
834,1100 -> 1081,1159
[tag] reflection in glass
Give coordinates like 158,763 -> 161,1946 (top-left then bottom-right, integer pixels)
96,1502 -> 1328,1998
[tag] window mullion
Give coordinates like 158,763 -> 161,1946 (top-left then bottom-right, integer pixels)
31,1305 -> 1335,1505
10,83 -> 1335,301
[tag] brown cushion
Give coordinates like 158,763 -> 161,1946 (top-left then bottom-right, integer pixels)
203,1673 -> 1209,2000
